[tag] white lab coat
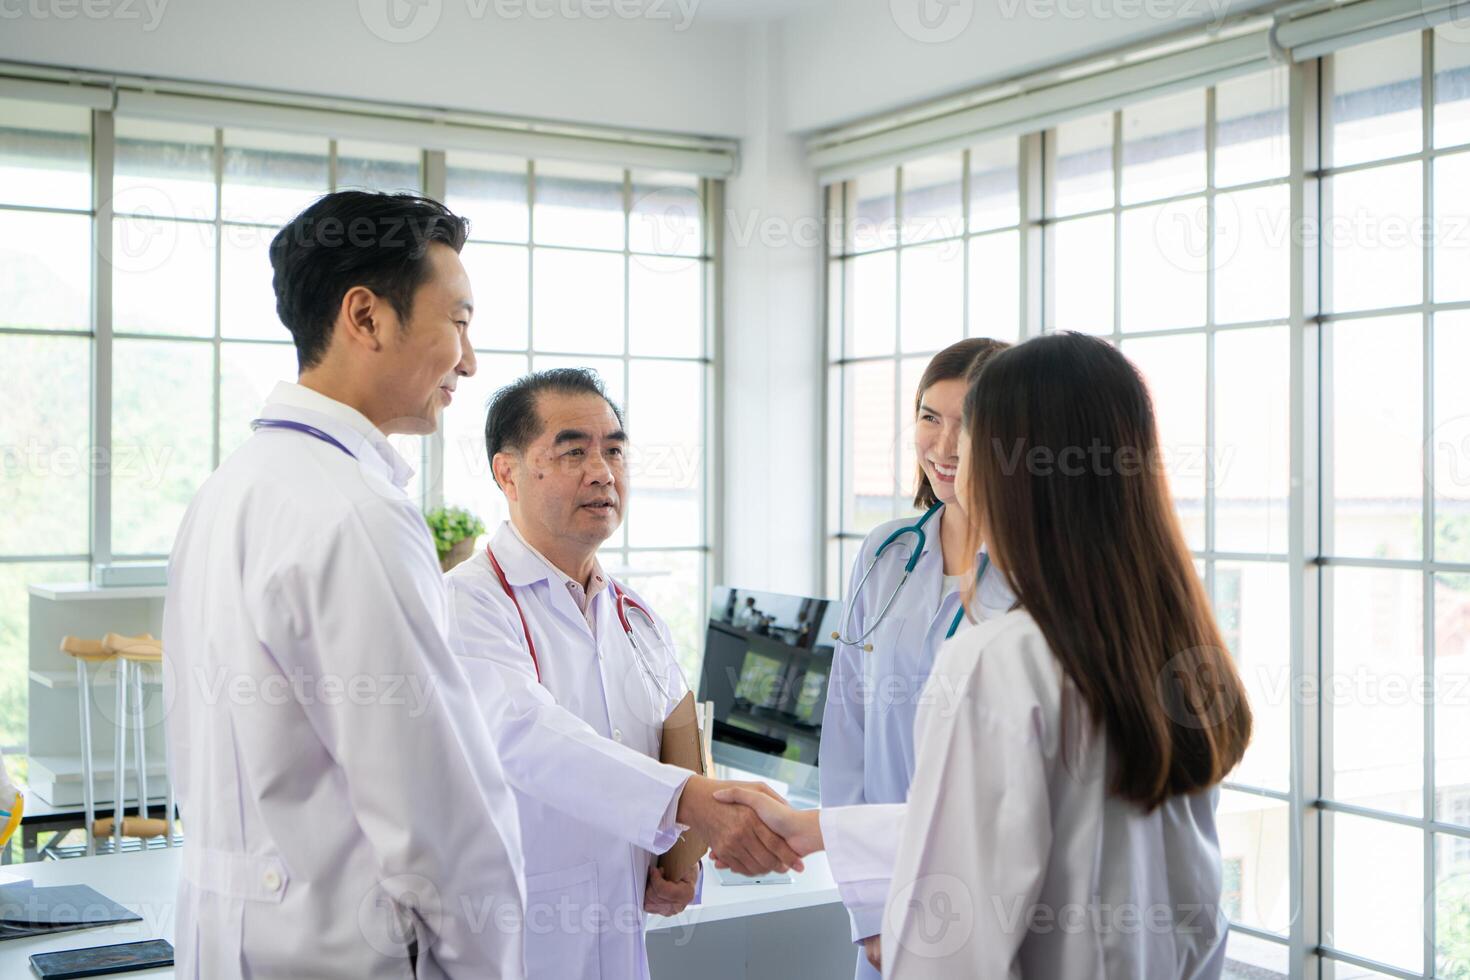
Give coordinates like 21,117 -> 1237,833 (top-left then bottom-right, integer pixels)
444,522 -> 695,980
164,382 -> 526,980
820,505 -> 1015,969
829,609 -> 1229,979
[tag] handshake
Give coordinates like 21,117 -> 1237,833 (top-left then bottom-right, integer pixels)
646,776 -> 824,918
674,775 -> 825,876
661,779 -> 881,969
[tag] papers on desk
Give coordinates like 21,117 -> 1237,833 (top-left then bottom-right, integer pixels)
0,880 -> 141,941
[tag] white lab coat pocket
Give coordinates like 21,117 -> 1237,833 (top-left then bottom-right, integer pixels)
860,614 -> 907,675
862,614 -> 924,723
524,860 -> 602,980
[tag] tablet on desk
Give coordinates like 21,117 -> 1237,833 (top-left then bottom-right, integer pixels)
715,866 -> 792,886
29,939 -> 173,978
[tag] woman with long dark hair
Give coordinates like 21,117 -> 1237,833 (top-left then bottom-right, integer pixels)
720,332 -> 1251,978
820,337 -> 1014,976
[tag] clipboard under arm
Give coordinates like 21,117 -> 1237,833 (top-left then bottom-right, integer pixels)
657,693 -> 715,879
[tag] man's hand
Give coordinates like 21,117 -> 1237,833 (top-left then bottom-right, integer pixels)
644,863 -> 698,917
710,785 -> 824,856
860,935 -> 881,971
675,776 -> 805,877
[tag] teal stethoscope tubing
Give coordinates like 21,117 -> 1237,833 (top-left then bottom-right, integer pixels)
945,551 -> 990,640
833,502 -> 991,651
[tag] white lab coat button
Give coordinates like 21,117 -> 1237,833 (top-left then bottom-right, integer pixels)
263,869 -> 282,892
613,728 -> 624,743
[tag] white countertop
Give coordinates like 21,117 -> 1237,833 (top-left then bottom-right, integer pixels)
27,582 -> 167,601
0,845 -> 840,976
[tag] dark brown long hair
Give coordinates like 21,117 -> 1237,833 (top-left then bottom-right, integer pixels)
913,337 -> 1011,509
962,332 -> 1251,811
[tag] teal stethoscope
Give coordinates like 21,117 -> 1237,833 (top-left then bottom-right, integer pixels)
830,502 -> 991,652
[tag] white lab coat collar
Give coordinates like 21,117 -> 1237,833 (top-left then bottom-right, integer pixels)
257,381 -> 415,489
502,520 -> 609,604
491,520 -> 610,592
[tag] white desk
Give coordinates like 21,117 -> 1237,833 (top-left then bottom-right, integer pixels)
0,848 -> 857,979
0,850 -> 173,978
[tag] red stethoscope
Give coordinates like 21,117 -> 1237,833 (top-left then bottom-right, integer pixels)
486,544 -> 677,701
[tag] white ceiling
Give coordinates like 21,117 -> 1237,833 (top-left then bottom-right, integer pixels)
774,0 -> 1288,132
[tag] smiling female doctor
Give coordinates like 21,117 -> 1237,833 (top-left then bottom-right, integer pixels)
720,333 -> 1252,979
819,336 -> 1014,976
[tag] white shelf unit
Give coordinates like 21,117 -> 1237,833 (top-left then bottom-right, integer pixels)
27,583 -> 168,807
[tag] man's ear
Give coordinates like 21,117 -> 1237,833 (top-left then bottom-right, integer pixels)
338,286 -> 386,353
492,452 -> 517,502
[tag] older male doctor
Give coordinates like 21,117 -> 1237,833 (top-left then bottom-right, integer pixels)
165,192 -> 524,978
445,368 -> 802,979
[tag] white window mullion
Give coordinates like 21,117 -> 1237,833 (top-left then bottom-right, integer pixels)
90,108 -> 114,575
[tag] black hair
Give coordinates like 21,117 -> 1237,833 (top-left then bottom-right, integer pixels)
484,368 -> 625,486
269,190 -> 470,370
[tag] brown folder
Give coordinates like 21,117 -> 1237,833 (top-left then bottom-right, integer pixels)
658,692 -> 713,880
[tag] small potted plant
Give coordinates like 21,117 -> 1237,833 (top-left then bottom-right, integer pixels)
425,507 -> 486,573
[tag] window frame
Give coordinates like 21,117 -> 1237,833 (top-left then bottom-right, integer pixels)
821,36 -> 1470,980
0,106 -> 722,750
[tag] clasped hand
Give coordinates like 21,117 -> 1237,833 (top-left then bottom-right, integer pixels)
675,775 -> 825,877
675,776 -> 825,879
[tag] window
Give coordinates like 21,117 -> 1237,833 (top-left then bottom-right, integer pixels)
1222,856 -> 1245,922
1085,73 -> 1297,975
824,137 -> 1029,596
0,100 -> 720,752
824,32 -> 1470,977
0,99 -> 94,754
440,157 -> 714,682
1320,29 -> 1470,979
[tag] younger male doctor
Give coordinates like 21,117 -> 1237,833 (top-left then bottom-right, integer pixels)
165,192 -> 525,979
445,368 -> 803,979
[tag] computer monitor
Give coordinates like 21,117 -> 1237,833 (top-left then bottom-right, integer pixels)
697,586 -> 843,793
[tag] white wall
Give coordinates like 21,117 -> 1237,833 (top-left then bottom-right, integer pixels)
0,0 -> 750,136
777,0 -> 1282,133
719,21 -> 825,597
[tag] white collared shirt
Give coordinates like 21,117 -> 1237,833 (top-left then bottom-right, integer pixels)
505,519 -> 609,625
